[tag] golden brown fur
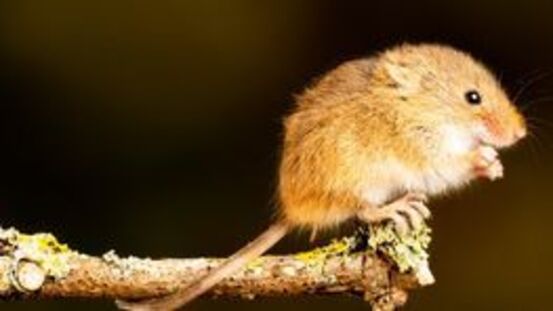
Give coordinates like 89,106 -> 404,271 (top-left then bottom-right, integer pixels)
279,43 -> 526,230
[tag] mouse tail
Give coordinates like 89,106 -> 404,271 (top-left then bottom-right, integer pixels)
116,219 -> 289,310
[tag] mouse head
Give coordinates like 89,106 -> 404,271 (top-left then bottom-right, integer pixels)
377,43 -> 526,149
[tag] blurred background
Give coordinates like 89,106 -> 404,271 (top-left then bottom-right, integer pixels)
0,0 -> 552,310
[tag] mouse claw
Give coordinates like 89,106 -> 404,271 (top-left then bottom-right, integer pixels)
358,192 -> 431,235
410,200 -> 431,219
405,192 -> 428,203
472,145 -> 504,180
387,212 -> 410,236
478,159 -> 504,180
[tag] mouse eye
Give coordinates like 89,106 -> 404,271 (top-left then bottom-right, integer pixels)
465,90 -> 482,105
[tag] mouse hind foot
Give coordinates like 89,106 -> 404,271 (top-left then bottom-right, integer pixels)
357,192 -> 431,235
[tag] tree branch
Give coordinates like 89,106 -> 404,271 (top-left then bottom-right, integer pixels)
0,226 -> 433,310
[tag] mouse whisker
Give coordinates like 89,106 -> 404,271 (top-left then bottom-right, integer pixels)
525,124 -> 552,157
520,96 -> 553,112
512,70 -> 553,104
525,116 -> 553,130
523,133 -> 543,168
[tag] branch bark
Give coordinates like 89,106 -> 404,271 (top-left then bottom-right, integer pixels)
0,227 -> 432,311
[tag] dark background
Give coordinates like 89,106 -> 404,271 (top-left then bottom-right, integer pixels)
1,1 -> 552,310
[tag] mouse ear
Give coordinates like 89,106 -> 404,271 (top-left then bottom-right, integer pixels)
383,61 -> 422,95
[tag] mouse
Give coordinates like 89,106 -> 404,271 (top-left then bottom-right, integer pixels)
117,43 -> 527,310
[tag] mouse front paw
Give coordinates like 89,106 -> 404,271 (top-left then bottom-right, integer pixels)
358,193 -> 431,236
472,145 -> 504,180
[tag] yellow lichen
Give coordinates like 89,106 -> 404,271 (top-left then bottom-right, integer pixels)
0,227 -> 75,292
16,233 -> 73,279
245,257 -> 265,270
295,237 -> 354,264
294,237 -> 356,278
244,257 -> 265,276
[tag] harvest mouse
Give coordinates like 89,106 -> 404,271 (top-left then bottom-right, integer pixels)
118,43 -> 527,310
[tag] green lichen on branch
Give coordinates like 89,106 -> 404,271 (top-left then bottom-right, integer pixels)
367,223 -> 434,285
291,222 -> 433,285
0,227 -> 75,293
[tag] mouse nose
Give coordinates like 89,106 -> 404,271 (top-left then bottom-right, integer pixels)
514,127 -> 527,141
